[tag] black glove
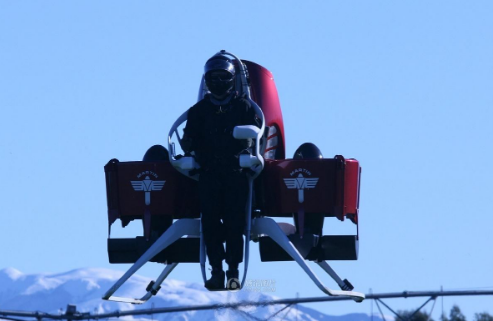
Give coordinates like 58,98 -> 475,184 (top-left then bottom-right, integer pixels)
181,135 -> 193,153
241,138 -> 253,149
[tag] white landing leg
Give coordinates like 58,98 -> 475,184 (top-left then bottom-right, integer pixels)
251,217 -> 365,302
103,219 -> 200,303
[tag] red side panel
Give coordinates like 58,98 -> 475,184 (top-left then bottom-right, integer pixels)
344,159 -> 361,223
261,158 -> 361,223
262,159 -> 341,218
104,160 -> 200,227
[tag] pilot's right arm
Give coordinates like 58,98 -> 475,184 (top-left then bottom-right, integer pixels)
182,106 -> 200,154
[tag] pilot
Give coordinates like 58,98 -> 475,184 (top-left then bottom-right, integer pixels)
182,54 -> 260,290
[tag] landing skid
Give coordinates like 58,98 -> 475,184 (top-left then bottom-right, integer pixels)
103,219 -> 199,304
104,263 -> 178,304
103,215 -> 364,303
251,217 -> 365,302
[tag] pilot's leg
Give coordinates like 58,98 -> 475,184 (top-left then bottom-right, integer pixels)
222,170 -> 248,288
199,171 -> 226,290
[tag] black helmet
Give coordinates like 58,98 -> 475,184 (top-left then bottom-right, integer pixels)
204,55 -> 236,96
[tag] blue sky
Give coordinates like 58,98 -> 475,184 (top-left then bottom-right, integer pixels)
1,1 -> 492,319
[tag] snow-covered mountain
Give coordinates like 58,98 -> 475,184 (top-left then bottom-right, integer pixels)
0,267 -> 382,321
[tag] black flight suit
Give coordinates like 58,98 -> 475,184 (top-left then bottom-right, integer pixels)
182,93 -> 260,269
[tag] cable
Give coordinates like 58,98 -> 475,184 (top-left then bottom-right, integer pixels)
427,297 -> 437,321
2,289 -> 493,321
370,288 -> 374,321
374,299 -> 389,321
266,304 -> 293,320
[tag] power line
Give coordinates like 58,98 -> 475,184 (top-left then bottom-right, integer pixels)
1,290 -> 492,321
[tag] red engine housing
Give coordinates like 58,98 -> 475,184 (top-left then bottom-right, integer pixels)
104,157 -> 360,226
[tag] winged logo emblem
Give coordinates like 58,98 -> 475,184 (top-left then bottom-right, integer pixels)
283,173 -> 319,203
131,176 -> 165,205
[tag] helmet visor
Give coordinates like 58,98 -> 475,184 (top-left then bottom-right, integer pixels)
206,70 -> 234,82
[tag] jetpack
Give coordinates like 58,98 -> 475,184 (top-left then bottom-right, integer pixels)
102,51 -> 365,303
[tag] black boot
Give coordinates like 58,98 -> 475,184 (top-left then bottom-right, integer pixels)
226,269 -> 240,291
205,269 -> 225,291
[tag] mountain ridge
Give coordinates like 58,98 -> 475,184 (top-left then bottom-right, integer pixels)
0,267 -> 384,321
